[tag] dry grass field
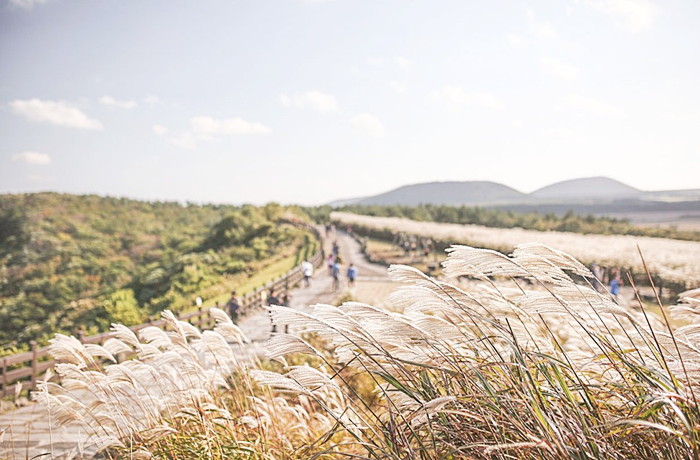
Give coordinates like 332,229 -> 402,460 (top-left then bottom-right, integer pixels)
334,211 -> 700,289
32,241 -> 700,459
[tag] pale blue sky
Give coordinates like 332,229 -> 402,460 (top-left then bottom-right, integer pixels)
1,0 -> 699,205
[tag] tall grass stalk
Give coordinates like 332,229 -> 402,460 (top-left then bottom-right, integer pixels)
38,242 -> 700,459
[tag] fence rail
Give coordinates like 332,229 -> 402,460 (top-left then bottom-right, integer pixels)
1,221 -> 324,398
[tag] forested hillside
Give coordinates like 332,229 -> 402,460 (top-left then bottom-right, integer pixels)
0,193 -> 314,350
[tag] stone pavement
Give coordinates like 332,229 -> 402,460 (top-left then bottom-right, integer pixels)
0,229 -> 397,459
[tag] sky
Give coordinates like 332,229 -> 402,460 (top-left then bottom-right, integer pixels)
1,0 -> 699,205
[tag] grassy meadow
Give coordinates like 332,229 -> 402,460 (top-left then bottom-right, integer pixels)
332,211 -> 700,289
32,239 -> 700,459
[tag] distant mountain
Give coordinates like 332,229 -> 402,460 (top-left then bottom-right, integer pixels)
330,177 -> 699,210
530,177 -> 642,201
327,197 -> 366,207
357,181 -> 527,206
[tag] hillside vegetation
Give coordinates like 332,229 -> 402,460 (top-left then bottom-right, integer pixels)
0,193 -> 314,350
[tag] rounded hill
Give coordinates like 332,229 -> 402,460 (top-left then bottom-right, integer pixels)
358,181 -> 527,206
530,177 -> 641,201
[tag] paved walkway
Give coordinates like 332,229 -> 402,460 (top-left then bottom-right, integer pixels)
0,229 -> 397,459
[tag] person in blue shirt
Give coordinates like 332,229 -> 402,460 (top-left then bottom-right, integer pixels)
347,264 -> 358,287
610,272 -> 621,303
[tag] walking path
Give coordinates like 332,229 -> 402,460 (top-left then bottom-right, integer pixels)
0,229 -> 398,459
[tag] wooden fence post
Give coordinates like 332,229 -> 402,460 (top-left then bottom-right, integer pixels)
2,357 -> 7,396
30,340 -> 38,391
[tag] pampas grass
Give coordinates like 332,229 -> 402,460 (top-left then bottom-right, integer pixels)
37,243 -> 700,459
332,210 -> 700,288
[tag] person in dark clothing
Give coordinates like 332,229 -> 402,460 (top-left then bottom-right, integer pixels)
347,263 -> 357,287
280,292 -> 291,334
226,290 -> 241,323
267,289 -> 281,333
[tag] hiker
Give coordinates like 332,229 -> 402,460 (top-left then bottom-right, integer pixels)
590,263 -> 603,293
280,292 -> 291,334
332,241 -> 339,258
610,270 -> 622,304
327,254 -> 335,275
267,289 -> 282,333
301,259 -> 313,287
332,258 -> 342,291
423,238 -> 432,258
226,290 -> 241,323
347,263 -> 358,287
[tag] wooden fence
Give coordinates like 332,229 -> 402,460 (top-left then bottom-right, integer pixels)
1,223 -> 324,398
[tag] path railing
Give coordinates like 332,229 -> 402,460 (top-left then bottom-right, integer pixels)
1,221 -> 324,398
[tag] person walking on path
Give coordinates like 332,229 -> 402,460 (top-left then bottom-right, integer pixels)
332,258 -> 342,292
267,289 -> 282,333
590,263 -> 603,293
347,263 -> 358,288
301,259 -> 314,287
280,292 -> 291,333
226,290 -> 241,323
327,254 -> 335,275
610,270 -> 622,304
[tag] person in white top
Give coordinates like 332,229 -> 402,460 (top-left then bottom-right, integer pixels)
301,260 -> 314,287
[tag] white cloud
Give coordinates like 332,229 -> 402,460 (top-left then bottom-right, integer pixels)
349,113 -> 385,138
662,112 -> 700,124
564,93 -> 625,117
513,119 -> 525,128
8,0 -> 51,9
433,85 -> 503,110
144,95 -> 163,108
190,116 -> 272,136
547,128 -> 585,142
99,95 -> 137,109
530,20 -> 558,38
11,151 -> 51,165
169,132 -> 196,150
540,56 -> 579,80
583,0 -> 659,33
506,33 -> 528,47
168,115 -> 271,149
152,124 -> 169,136
388,80 -> 409,94
10,99 -> 103,130
394,57 -> 414,69
366,56 -> 414,69
527,9 -> 559,39
279,91 -> 339,113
